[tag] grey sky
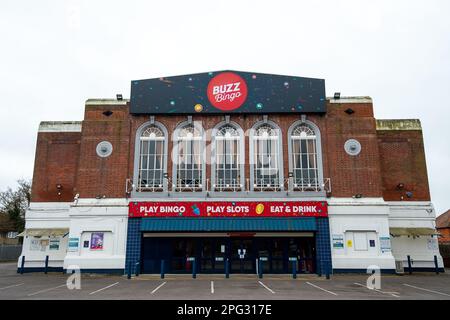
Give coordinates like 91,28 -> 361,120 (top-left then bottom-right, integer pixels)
0,0 -> 449,215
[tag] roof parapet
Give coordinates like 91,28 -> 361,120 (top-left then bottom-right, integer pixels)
328,96 -> 372,104
85,99 -> 129,106
38,121 -> 82,133
376,119 -> 422,131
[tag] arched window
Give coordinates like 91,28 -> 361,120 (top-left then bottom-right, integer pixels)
250,121 -> 284,191
135,123 -> 167,192
173,122 -> 205,191
211,123 -> 245,192
288,121 -> 323,191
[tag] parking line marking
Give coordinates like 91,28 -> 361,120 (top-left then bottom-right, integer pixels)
89,282 -> 119,295
0,283 -> 24,290
403,284 -> 450,297
27,284 -> 66,296
354,283 -> 400,298
151,281 -> 167,294
258,281 -> 275,294
306,282 -> 338,296
211,281 -> 214,294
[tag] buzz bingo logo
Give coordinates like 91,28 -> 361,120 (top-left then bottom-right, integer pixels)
207,72 -> 248,111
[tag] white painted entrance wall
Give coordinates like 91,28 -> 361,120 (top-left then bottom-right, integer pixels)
63,199 -> 128,271
388,201 -> 443,269
18,202 -> 71,269
328,198 -> 396,271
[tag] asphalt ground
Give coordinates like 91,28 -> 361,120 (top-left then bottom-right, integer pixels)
1,262 -> 449,300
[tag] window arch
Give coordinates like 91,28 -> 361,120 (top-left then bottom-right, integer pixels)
134,121 -> 168,192
172,121 -> 205,191
211,121 -> 245,192
249,120 -> 284,191
288,120 -> 324,191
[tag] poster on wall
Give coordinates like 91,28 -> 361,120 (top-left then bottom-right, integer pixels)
40,239 -> 49,251
49,238 -> 60,251
380,237 -> 391,253
427,238 -> 438,250
90,233 -> 104,250
30,239 -> 40,251
68,237 -> 80,252
332,234 -> 344,249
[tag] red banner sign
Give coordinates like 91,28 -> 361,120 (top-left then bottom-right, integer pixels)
128,201 -> 327,218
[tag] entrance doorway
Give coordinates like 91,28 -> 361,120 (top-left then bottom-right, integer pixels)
141,235 -> 316,274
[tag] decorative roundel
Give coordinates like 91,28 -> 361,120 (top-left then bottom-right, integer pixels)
344,139 -> 361,156
96,141 -> 113,158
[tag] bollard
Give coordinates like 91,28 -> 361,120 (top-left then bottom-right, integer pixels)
135,261 -> 140,277
407,255 -> 412,275
127,260 -> 132,279
258,259 -> 263,279
292,260 -> 297,279
44,255 -> 49,274
326,266 -> 330,280
434,255 -> 439,275
161,260 -> 165,279
225,258 -> 229,279
318,259 -> 322,277
192,258 -> 197,279
20,256 -> 25,274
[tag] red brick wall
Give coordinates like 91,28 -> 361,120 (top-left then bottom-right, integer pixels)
31,131 -> 81,202
323,102 -> 383,198
30,99 -> 429,202
74,104 -> 131,198
377,129 -> 431,201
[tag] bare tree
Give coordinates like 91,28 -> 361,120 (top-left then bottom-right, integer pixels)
0,179 -> 31,232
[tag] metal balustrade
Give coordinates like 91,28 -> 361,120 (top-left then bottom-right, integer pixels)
126,177 -> 331,196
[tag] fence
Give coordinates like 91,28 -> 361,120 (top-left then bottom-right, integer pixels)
0,245 -> 22,261
439,243 -> 450,268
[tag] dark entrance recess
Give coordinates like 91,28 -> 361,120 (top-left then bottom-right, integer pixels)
141,236 -> 316,274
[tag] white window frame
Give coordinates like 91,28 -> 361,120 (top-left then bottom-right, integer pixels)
249,119 -> 284,191
211,121 -> 245,192
133,120 -> 168,192
172,120 -> 206,192
287,120 -> 324,192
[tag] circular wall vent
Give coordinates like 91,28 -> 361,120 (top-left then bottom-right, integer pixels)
96,141 -> 113,158
344,139 -> 361,156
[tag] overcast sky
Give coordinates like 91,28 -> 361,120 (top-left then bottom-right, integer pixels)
0,0 -> 449,215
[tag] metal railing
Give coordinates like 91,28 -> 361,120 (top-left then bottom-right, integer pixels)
126,177 -> 331,196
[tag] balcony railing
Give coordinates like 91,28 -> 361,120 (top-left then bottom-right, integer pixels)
126,177 -> 331,196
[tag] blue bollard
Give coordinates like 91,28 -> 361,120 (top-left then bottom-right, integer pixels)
292,260 -> 297,279
192,259 -> 197,279
434,255 -> 439,275
44,255 -> 49,274
407,255 -> 412,274
318,259 -> 322,277
135,261 -> 140,277
127,260 -> 132,279
161,260 -> 165,279
20,256 -> 25,274
258,259 -> 263,279
225,258 -> 229,279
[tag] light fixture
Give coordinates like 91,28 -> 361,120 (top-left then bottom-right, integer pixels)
56,184 -> 63,196
353,193 -> 363,199
397,183 -> 405,190
345,108 -> 355,115
116,94 -> 123,101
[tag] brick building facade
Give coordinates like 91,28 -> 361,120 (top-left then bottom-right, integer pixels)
18,71 -> 443,274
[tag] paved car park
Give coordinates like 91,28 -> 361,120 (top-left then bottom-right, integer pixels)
1,262 -> 449,300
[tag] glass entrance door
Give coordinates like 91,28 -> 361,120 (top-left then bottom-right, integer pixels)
230,238 -> 255,273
